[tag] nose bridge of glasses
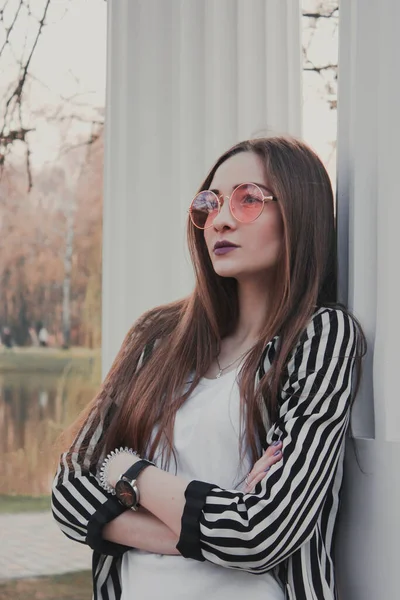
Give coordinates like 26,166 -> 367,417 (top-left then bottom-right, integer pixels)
215,193 -> 234,218
216,193 -> 230,204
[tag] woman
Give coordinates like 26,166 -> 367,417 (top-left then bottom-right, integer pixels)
52,137 -> 365,600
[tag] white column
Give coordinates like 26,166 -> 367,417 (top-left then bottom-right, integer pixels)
102,0 -> 301,374
336,0 -> 400,598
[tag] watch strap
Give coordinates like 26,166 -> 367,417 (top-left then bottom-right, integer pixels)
122,458 -> 155,483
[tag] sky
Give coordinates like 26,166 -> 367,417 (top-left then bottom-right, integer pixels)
0,0 -> 107,170
302,0 -> 339,180
0,0 -> 338,179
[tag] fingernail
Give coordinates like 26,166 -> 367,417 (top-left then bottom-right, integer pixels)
272,441 -> 281,446
273,450 -> 281,456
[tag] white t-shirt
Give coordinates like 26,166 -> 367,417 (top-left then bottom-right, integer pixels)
121,367 -> 285,600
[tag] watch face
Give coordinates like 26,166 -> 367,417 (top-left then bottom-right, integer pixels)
115,479 -> 137,508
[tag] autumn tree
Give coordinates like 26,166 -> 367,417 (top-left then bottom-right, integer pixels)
0,0 -> 104,347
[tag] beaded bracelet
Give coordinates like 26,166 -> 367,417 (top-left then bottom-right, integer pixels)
99,447 -> 140,494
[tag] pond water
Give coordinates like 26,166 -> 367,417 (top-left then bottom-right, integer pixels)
0,368 -> 99,496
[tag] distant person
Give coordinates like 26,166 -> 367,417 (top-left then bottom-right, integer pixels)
52,137 -> 366,600
38,327 -> 49,347
29,327 -> 39,347
2,326 -> 13,349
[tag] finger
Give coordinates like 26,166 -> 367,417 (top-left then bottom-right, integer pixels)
245,448 -> 282,491
245,456 -> 282,493
249,443 -> 281,477
262,442 -> 282,463
247,450 -> 282,485
250,443 -> 282,476
245,467 -> 271,494
245,470 -> 269,493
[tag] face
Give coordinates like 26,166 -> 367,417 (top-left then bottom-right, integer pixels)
203,152 -> 284,283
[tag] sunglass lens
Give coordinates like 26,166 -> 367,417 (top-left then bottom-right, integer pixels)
190,191 -> 219,228
231,184 -> 264,222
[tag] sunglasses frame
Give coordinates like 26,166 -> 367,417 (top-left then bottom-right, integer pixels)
188,182 -> 278,230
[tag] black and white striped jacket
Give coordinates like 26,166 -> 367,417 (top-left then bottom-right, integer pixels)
51,307 -> 358,600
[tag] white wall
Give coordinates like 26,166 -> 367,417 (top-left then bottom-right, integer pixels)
102,0 -> 301,375
103,2 -> 400,597
335,0 -> 400,597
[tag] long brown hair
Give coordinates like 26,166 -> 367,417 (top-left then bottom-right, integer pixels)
69,136 -> 366,469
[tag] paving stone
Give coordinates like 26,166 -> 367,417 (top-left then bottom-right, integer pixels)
0,511 -> 92,581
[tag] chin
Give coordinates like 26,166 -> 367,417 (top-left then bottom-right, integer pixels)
215,272 -> 238,280
212,265 -> 241,279
213,262 -> 275,283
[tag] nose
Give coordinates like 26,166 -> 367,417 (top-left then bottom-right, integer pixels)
212,195 -> 236,231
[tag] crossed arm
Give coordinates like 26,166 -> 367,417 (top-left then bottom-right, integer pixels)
52,308 -> 357,568
101,443 -> 282,553
102,507 -> 180,555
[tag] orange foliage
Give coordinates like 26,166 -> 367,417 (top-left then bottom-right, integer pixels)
0,134 -> 104,348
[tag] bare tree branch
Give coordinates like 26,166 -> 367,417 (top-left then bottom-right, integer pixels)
18,95 -> 32,189
58,131 -> 101,157
28,71 -> 101,110
303,8 -> 338,19
303,64 -> 337,74
46,114 -> 104,126
0,0 -> 24,59
0,0 -> 51,188
302,2 -> 339,111
3,0 -> 51,115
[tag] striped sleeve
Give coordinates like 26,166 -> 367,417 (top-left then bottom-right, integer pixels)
51,402 -> 130,557
51,344 -> 151,557
176,308 -> 357,572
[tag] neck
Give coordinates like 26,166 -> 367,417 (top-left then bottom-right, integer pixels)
232,274 -> 273,346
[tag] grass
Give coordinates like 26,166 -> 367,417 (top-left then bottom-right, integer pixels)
0,495 -> 51,514
0,571 -> 92,600
0,346 -> 99,375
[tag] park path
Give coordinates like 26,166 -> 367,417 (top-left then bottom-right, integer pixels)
0,511 -> 92,581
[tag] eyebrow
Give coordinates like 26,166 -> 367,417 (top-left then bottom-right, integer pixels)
210,182 -> 272,194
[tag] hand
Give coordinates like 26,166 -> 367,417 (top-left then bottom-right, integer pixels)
107,452 -> 141,488
244,441 -> 283,493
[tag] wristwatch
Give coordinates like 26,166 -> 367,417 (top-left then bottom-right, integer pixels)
115,459 -> 155,511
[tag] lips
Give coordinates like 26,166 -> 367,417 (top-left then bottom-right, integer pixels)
213,240 -> 240,256
213,240 -> 239,250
